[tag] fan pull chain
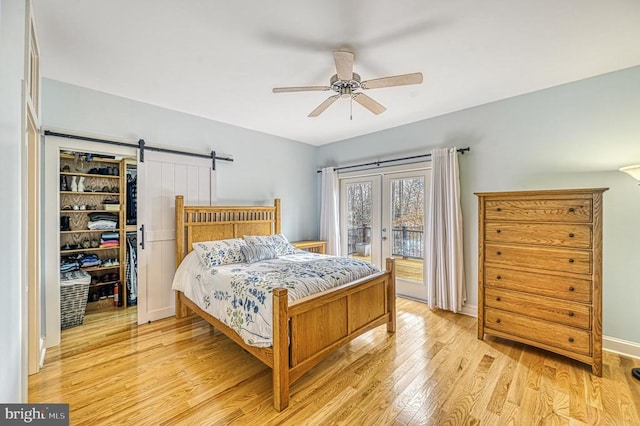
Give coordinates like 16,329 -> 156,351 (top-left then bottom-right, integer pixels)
350,95 -> 353,120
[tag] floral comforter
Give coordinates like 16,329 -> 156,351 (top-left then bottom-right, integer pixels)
172,251 -> 380,347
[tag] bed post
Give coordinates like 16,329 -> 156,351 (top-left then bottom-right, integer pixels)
272,287 -> 289,411
175,195 -> 188,318
386,258 -> 396,333
274,198 -> 281,234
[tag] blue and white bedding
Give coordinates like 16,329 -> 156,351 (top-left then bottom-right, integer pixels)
172,251 -> 380,347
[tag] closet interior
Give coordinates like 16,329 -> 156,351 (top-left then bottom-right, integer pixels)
59,150 -> 137,328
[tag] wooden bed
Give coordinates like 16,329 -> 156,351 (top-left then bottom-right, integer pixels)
174,196 -> 396,411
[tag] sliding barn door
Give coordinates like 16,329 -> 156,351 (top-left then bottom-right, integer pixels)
137,151 -> 215,324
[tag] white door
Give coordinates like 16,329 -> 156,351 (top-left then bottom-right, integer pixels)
137,151 -> 215,324
340,165 -> 430,301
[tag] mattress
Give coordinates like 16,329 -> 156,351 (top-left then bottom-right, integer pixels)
172,251 -> 380,347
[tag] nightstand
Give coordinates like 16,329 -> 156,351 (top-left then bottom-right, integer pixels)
292,240 -> 326,254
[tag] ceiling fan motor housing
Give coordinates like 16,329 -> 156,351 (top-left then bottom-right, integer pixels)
331,73 -> 361,97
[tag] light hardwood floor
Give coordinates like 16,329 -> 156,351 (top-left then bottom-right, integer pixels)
30,299 -> 640,425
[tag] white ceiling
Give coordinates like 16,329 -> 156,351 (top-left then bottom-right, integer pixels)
33,0 -> 640,146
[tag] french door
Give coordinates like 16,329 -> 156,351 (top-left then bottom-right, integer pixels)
340,165 -> 430,300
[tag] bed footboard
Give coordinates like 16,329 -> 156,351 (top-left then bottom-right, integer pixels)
272,258 -> 396,410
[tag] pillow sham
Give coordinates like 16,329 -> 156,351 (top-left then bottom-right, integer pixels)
241,244 -> 278,264
192,238 -> 247,268
244,233 -> 298,256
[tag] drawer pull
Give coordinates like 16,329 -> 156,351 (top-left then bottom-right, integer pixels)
496,229 -> 501,234
496,319 -> 501,324
568,286 -> 575,292
568,312 -> 574,317
568,258 -> 574,263
568,233 -> 574,238
568,337 -> 574,343
496,297 -> 501,301
496,275 -> 502,280
496,207 -> 502,212
496,251 -> 502,255
568,207 -> 575,213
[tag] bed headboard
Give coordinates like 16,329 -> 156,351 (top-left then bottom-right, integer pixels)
175,195 -> 281,266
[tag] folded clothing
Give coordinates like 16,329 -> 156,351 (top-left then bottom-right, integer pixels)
88,220 -> 117,230
89,212 -> 118,222
60,270 -> 91,286
100,232 -> 119,241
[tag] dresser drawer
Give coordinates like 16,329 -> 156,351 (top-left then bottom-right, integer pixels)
485,243 -> 591,274
485,222 -> 592,249
485,287 -> 590,329
485,199 -> 592,223
485,308 -> 591,355
484,266 -> 592,303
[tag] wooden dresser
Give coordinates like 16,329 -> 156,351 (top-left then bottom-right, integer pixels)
476,188 -> 607,376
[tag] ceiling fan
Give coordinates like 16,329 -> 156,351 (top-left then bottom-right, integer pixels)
272,51 -> 423,118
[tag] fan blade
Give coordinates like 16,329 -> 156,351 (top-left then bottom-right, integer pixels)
308,95 -> 339,117
333,51 -> 354,81
361,72 -> 423,89
352,93 -> 386,115
273,86 -> 331,93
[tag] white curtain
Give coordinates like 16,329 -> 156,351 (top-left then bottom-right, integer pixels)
320,167 -> 341,255
425,147 -> 466,313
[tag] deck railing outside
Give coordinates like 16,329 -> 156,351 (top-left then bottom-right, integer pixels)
347,225 -> 424,259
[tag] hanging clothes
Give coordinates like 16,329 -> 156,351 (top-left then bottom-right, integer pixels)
126,232 -> 138,305
126,174 -> 137,225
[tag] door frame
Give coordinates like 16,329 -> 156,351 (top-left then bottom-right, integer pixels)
339,175 -> 382,266
339,162 -> 431,299
381,168 -> 431,300
43,135 -> 136,348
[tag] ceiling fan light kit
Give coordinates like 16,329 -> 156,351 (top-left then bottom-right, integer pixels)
273,50 -> 423,118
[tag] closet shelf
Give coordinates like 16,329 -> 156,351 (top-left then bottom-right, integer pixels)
82,265 -> 121,272
60,229 -> 121,234
90,281 -> 119,288
60,172 -> 119,179
60,191 -> 120,195
60,153 -> 121,164
61,246 -> 120,254
59,209 -> 120,214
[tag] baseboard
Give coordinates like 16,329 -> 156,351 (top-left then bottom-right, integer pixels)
603,335 -> 640,360
396,295 -> 478,317
39,337 -> 46,368
461,304 -> 477,317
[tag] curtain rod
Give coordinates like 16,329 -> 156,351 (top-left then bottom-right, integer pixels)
316,147 -> 470,173
44,130 -> 234,170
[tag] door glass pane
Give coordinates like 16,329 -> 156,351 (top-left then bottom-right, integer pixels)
390,177 -> 424,283
345,182 -> 372,262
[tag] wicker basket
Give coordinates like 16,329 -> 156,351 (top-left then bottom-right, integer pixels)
60,270 -> 91,329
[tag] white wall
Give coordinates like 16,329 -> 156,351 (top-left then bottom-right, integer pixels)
0,0 -> 27,402
317,66 -> 640,345
42,79 -> 319,240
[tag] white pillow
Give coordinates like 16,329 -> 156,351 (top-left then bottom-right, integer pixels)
192,238 -> 247,268
244,233 -> 298,256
